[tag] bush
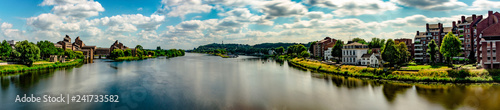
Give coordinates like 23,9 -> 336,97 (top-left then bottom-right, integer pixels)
448,69 -> 470,78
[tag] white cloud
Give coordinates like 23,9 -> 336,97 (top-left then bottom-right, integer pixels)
259,0 -> 308,19
0,22 -> 25,40
391,0 -> 467,11
304,0 -> 399,17
41,0 -> 104,19
26,13 -> 64,31
468,0 -> 500,11
305,11 -> 333,19
137,7 -> 143,11
156,0 -> 212,19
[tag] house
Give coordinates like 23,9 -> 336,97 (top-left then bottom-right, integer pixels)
268,50 -> 276,55
324,47 -> 333,60
361,53 -> 383,67
342,42 -> 368,65
478,11 -> 500,68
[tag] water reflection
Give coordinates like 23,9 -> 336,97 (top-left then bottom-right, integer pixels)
0,53 -> 499,109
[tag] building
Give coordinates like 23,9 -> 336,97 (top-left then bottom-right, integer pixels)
478,11 -> 500,68
54,35 -> 96,62
7,40 -> 16,49
324,47 -> 332,60
361,53 -> 382,67
394,38 -> 415,59
413,23 -> 453,63
312,37 -> 337,59
453,14 -> 483,62
342,42 -> 368,65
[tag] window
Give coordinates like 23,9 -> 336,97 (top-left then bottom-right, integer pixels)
488,57 -> 491,60
494,57 -> 497,61
494,50 -> 496,53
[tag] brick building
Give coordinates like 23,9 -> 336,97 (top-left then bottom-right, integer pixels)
312,37 -> 337,59
394,38 -> 414,59
414,23 -> 452,63
478,11 -> 500,68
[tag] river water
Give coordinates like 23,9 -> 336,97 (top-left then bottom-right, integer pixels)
1,53 -> 500,110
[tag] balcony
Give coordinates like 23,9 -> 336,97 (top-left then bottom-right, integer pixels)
415,48 -> 423,51
415,57 -> 424,60
415,44 -> 423,47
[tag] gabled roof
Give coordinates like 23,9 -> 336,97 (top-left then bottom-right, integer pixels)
362,54 -> 371,58
482,23 -> 500,37
345,42 -> 366,46
428,24 -> 440,29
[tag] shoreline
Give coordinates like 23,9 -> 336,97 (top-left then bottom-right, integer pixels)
285,57 -> 500,83
0,59 -> 84,75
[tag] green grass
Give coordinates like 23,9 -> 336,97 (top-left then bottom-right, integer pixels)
405,65 -> 449,70
114,56 -> 140,61
0,59 -> 83,74
288,58 -> 497,83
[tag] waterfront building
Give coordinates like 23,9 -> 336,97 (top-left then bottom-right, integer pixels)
324,47 -> 332,60
342,42 -> 368,65
413,23 -> 453,63
54,35 -> 96,62
312,37 -> 337,59
7,40 -> 16,49
361,53 -> 382,67
478,11 -> 500,68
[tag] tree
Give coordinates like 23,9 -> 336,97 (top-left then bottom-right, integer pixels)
381,39 -> 400,68
440,32 -> 462,64
135,45 -> 143,50
37,40 -> 57,59
397,42 -> 410,64
300,51 -> 310,58
15,40 -> 40,66
0,40 -> 12,59
427,40 -> 439,65
352,37 -> 367,44
287,44 -> 307,57
124,49 -> 132,56
368,38 -> 385,48
65,49 -> 76,59
136,49 -> 144,59
74,51 -> 84,59
148,51 -> 156,56
275,46 -> 285,55
308,41 -> 317,54
110,49 -> 124,59
331,40 -> 344,63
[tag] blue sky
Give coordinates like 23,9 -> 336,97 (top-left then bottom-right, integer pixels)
0,0 -> 499,49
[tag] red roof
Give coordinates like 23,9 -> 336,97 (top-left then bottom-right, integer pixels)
482,23 -> 500,37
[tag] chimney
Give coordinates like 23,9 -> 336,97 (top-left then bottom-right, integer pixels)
417,31 -> 420,35
426,23 -> 429,30
489,11 -> 494,25
453,21 -> 456,27
473,14 -> 476,21
461,16 -> 466,23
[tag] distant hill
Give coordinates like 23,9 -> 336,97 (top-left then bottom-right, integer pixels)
190,42 -> 311,54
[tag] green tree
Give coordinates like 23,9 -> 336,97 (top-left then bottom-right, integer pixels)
65,49 -> 76,59
275,46 -> 285,55
0,40 -> 12,59
148,51 -> 156,56
136,49 -> 144,59
381,39 -> 400,68
368,38 -> 385,48
124,49 -> 132,56
74,51 -> 84,59
397,42 -> 410,64
331,40 -> 344,63
440,32 -> 462,64
300,51 -> 310,58
308,41 -> 317,54
135,45 -> 143,50
37,40 -> 57,59
110,49 -> 124,59
15,40 -> 40,66
427,39 -> 438,65
352,37 -> 367,44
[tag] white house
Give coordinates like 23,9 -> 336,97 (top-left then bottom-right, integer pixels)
342,42 -> 368,65
324,47 -> 333,60
361,53 -> 382,67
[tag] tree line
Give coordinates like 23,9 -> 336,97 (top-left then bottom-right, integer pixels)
0,40 -> 83,66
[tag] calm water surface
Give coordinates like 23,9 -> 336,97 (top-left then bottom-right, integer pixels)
1,53 -> 500,110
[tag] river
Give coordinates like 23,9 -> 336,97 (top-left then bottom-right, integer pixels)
1,53 -> 499,110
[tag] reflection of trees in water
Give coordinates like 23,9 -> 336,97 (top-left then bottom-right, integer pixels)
0,65 -> 80,90
329,75 -> 370,89
415,84 -> 500,110
382,83 -> 412,103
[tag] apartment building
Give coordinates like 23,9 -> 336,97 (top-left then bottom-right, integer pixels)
312,37 -> 337,59
478,11 -> 500,68
342,42 -> 368,65
414,23 -> 453,63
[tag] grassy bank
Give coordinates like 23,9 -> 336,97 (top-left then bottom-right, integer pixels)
0,59 -> 83,74
288,58 -> 499,83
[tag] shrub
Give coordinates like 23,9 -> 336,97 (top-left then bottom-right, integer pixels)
448,69 -> 470,78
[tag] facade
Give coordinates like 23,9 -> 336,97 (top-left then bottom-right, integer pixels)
324,47 -> 332,60
342,42 -> 368,65
7,40 -> 16,49
394,38 -> 415,59
361,53 -> 382,67
312,37 -> 337,59
414,23 -> 453,63
54,35 -> 96,62
453,14 -> 483,62
478,11 -> 500,68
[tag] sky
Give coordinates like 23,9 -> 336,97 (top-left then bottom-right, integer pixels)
1,0 -> 500,49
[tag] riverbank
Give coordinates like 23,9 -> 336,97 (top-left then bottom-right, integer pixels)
0,59 -> 83,75
113,56 -> 157,61
287,58 -> 500,83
